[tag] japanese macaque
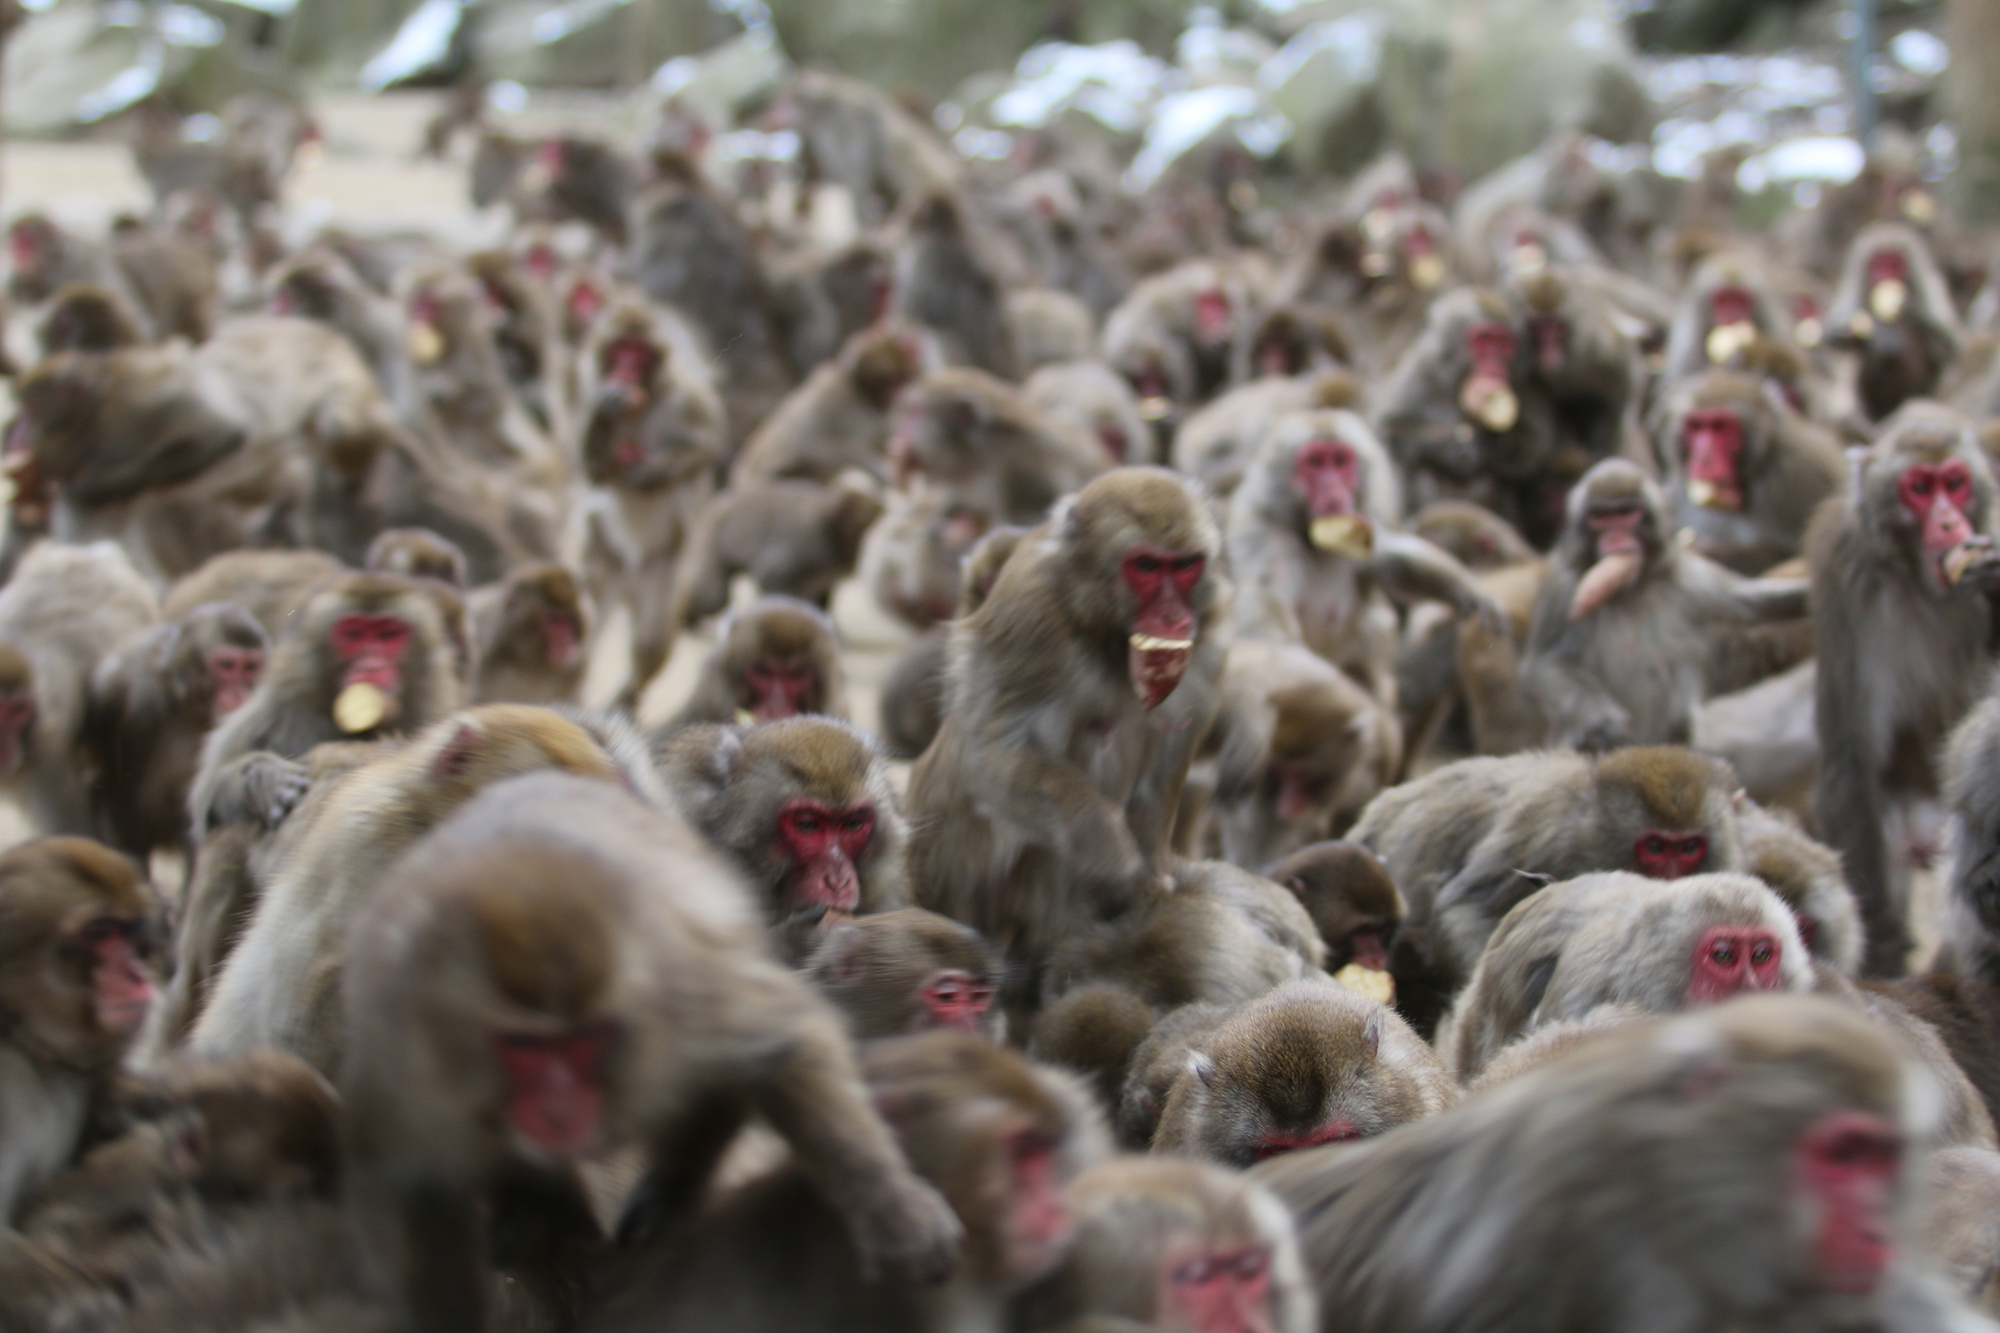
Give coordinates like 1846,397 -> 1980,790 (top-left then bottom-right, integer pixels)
39,280 -> 143,352
1917,1146 -> 2000,1311
1439,871 -> 1812,1081
341,772 -> 962,1329
464,247 -> 563,432
893,193 -> 1016,379
1258,995 -> 1981,1333
188,706 -> 640,1073
1811,404 -> 2000,976
667,597 -> 849,730
1266,840 -> 1405,978
1351,746 -> 1744,1036
1014,1156 -> 1316,1333
84,601 -> 268,859
6,212 -> 215,343
888,368 -> 1112,528
1193,639 -> 1400,867
731,324 -> 927,486
188,573 -> 462,829
1522,459 -> 1809,750
1104,258 -> 1264,408
1227,408 -> 1499,710
862,487 -> 997,631
364,526 -> 467,587
806,909 -> 1004,1042
1408,500 -> 1539,569
512,134 -> 637,244
909,468 -> 1229,984
582,1032 -> 1104,1333
572,297 -> 728,711
1272,199 -> 1451,378
1826,222 -> 1962,421
657,717 -> 907,960
1661,248 -> 1801,385
1509,266 -> 1642,468
1652,369 -> 1848,574
774,69 -> 965,228
878,523 -> 1025,760
466,562 -> 587,705
1230,303 -> 1350,386
1146,981 -> 1452,1167
0,838 -> 161,1223
769,241 -> 897,380
160,548 -> 348,639
0,544 -> 159,838
1371,287 -> 1565,544
1025,358 -> 1156,468
674,474 -> 885,625
1171,370 -> 1360,500
1007,288 -> 1097,374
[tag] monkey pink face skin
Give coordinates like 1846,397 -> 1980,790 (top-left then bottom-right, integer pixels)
330,614 -> 410,691
494,1025 -> 612,1159
1634,830 -> 1707,879
82,918 -> 153,1037
920,968 -> 993,1033
1897,459 -> 1976,576
1162,1244 -> 1276,1333
1683,409 -> 1746,511
208,646 -> 264,720
542,613 -> 580,669
1252,1117 -> 1362,1162
1002,1127 -> 1073,1278
1531,316 -> 1568,373
1195,289 -> 1234,345
1346,926 -> 1390,972
778,799 -> 874,915
1867,248 -> 1910,289
1274,766 -> 1324,824
744,659 -> 816,722
1293,438 -> 1360,519
0,690 -> 32,773
1688,925 -> 1783,1003
1796,1111 -> 1901,1295
1709,284 -> 1756,328
602,335 -> 659,400
1124,546 -> 1205,710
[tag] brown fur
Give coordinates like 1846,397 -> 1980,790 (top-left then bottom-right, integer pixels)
666,596 -> 848,729
1266,840 -> 1406,972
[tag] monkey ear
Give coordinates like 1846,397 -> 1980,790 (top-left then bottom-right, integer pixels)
431,718 -> 487,778
1187,1051 -> 1217,1088
1361,1014 -> 1382,1059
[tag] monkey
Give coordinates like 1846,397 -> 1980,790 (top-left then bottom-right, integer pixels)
265,243 -> 419,405
1256,994 -> 1986,1333
1812,403 -> 2000,976
0,838 -> 162,1223
1521,458 -> 1810,750
131,92 -> 313,230
363,526 -> 468,587
1170,369 -> 1362,500
1350,745 -> 1745,1036
805,909 -> 1005,1042
1737,801 -> 1865,976
339,770 -> 963,1328
1013,1156 -> 1316,1333
1371,286 -> 1566,544
1226,408 -> 1500,711
730,323 -> 929,487
1651,368 -> 1848,574
1103,258 -> 1264,408
629,151 -> 794,434
1230,302 -> 1351,387
1827,222 -> 1963,421
572,295 -> 729,711
38,280 -> 144,352
1508,266 -> 1642,470
161,549 -> 349,640
877,523 -> 1027,759
0,543 -> 159,838
1438,870 -> 1813,1082
1407,500 -> 1540,569
673,474 -> 885,626
908,468 -> 1230,990
1192,639 -> 1400,868
1024,358 -> 1156,469
465,562 -> 587,705
580,1031 -> 1104,1333
463,246 -> 565,433
1007,287 -> 1098,374
83,601 -> 269,860
664,597 -> 849,731
510,134 -> 637,244
888,367 -> 1112,528
861,487 -> 1001,632
890,192 -> 1015,380
774,68 -> 964,228
1918,1145 -> 2000,1312
768,240 -> 897,380
1265,840 -> 1406,977
1146,980 -> 1452,1168
1272,198 -> 1451,379
6,212 -> 215,343
1660,247 -> 1803,385
188,706 -> 645,1074
655,716 -> 906,962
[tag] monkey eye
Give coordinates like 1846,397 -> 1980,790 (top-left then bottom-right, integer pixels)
1172,1258 -> 1220,1286
1710,941 -> 1738,966
1680,838 -> 1704,858
1230,1250 -> 1270,1281
1642,835 -> 1667,856
1946,472 -> 1968,492
1132,554 -> 1160,574
841,813 -> 869,832
1750,941 -> 1774,966
1911,475 -> 1934,496
78,917 -> 127,947
1171,554 -> 1204,575
792,813 -> 823,833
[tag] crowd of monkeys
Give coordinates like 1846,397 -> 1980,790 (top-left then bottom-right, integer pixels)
5,68 -> 2000,1332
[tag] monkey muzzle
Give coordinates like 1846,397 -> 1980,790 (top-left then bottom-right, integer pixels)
1130,594 -> 1196,711
1569,511 -> 1645,620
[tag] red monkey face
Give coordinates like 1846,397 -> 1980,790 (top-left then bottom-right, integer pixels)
1897,458 -> 1977,583
919,969 -> 994,1034
1796,1111 -> 1901,1295
494,1024 -> 613,1159
207,646 -> 264,722
1194,288 -> 1234,345
1687,924 -> 1783,1003
777,798 -> 875,918
542,612 -> 580,669
1709,284 -> 1756,329
1161,1244 -> 1276,1333
742,658 -> 816,722
1683,409 -> 1745,512
1345,925 -> 1390,973
1001,1127 -> 1073,1278
329,614 -> 410,690
79,916 -> 153,1037
1123,547 -> 1205,710
1634,830 -> 1707,878
1293,438 -> 1360,520
1458,320 -> 1519,432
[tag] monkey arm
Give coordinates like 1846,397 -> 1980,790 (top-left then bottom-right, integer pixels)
1675,552 -> 1809,622
196,751 -> 313,832
1812,608 -> 1903,976
1371,532 -> 1505,627
992,743 -> 1148,888
1520,584 -> 1631,752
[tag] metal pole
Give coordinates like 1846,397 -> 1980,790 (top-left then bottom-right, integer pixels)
1851,0 -> 1877,150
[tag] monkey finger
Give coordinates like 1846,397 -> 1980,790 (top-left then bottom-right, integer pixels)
849,1175 -> 965,1285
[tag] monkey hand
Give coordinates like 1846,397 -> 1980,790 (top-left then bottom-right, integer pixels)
1566,706 -> 1632,755
207,752 -> 313,829
848,1172 -> 964,1285
1459,590 -> 1509,637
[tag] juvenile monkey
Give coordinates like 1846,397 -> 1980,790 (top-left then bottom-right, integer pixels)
1024,358 -> 1155,468
861,488 -> 1001,631
1351,746 -> 1745,1036
806,909 -> 1004,1042
1103,258 -> 1264,407
1266,840 -> 1406,976
888,368 -> 1111,528
1522,458 -> 1809,751
665,597 -> 849,730
1826,222 -> 1962,421
1147,980 -> 1452,1167
466,562 -> 587,705
730,324 -> 927,486
1439,870 -> 1813,1081
341,772 -> 962,1328
674,475 -> 884,626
